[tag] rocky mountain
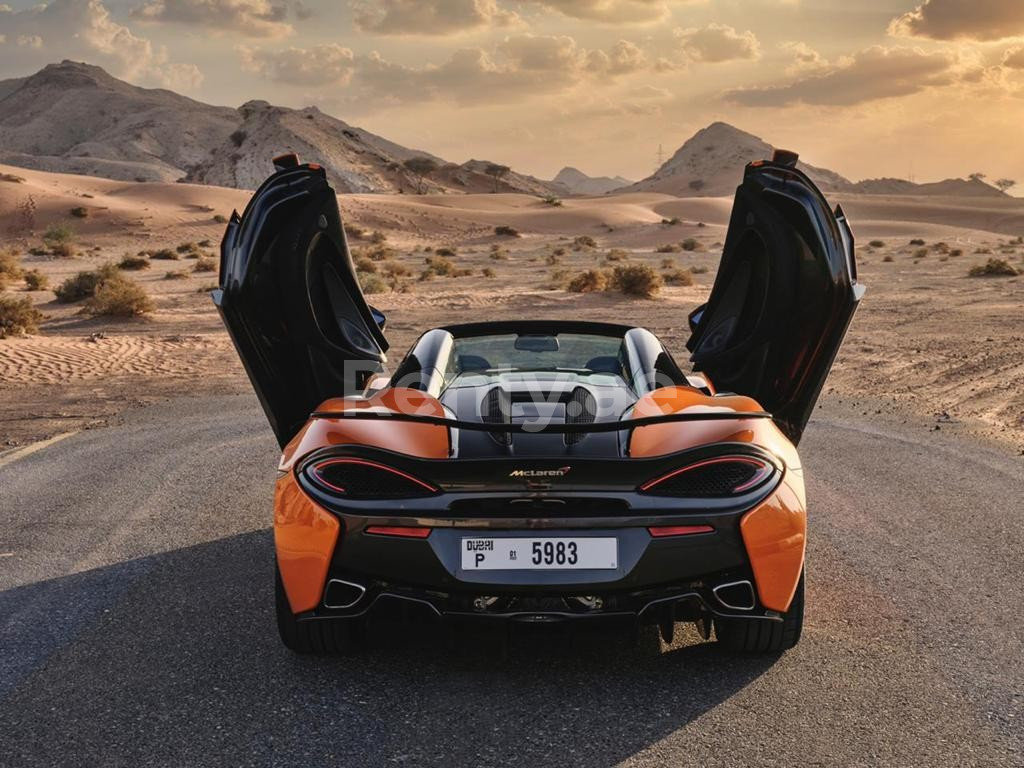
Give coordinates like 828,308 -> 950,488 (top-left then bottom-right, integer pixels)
848,176 -> 1006,197
0,61 -> 559,196
0,60 -> 238,183
624,122 -> 850,197
551,167 -> 632,195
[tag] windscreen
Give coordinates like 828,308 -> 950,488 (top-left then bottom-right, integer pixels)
451,333 -> 625,376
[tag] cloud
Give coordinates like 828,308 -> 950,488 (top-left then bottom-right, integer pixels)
889,1 -> 1024,42
726,46 -> 959,107
1003,47 -> 1024,69
780,41 -> 826,73
239,43 -> 354,85
351,0 -> 518,36
242,33 -> 651,106
0,0 -> 202,90
132,0 -> 300,37
523,0 -> 683,24
674,23 -> 760,63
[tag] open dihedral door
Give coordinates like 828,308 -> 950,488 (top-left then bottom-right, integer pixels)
214,158 -> 389,447
686,154 -> 865,445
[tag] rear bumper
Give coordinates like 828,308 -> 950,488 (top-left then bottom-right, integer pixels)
274,471 -> 807,622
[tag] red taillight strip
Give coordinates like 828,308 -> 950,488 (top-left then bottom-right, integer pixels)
365,525 -> 432,539
639,456 -> 770,493
310,458 -> 438,494
648,525 -> 715,538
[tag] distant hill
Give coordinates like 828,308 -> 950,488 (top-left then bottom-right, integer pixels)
0,61 -> 559,196
625,122 -> 1009,199
551,167 -> 633,195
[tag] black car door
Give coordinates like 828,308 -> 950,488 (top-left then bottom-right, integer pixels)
686,155 -> 865,445
214,160 -> 388,447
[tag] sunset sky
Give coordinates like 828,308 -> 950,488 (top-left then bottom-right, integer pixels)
2,0 -> 1023,186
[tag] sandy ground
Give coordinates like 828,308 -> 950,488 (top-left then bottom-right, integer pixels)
1,163 -> 1022,452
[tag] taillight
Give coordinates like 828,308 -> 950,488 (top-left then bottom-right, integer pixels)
307,458 -> 438,499
640,456 -> 773,497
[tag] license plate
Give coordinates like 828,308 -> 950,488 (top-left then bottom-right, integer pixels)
460,537 -> 618,570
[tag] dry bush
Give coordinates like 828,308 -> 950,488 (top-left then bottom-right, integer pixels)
545,253 -> 560,266
43,223 -> 76,257
85,279 -> 153,317
932,242 -> 949,253
656,243 -> 681,253
345,225 -> 366,240
552,247 -> 566,257
661,217 -> 682,226
968,258 -> 1019,277
481,267 -> 496,278
193,257 -> 216,273
360,274 -> 387,294
604,249 -> 629,262
369,230 -> 387,244
663,268 -> 694,286
489,246 -> 508,260
0,295 -> 43,338
869,240 -> 885,248
381,261 -> 410,278
495,225 -> 520,237
118,255 -> 150,271
610,264 -> 661,298
0,172 -> 26,183
566,269 -> 609,293
213,214 -> 228,224
24,269 -> 49,290
70,206 -> 89,218
949,248 -> 963,257
660,258 -> 676,269
424,254 -> 456,276
690,266 -> 708,275
55,263 -> 120,303
883,255 -> 894,263
150,248 -> 178,260
974,247 -> 991,254
198,239 -> 213,248
354,256 -> 376,273
572,235 -> 597,250
542,196 -> 563,207
680,238 -> 701,252
912,248 -> 928,258
546,269 -> 571,290
0,249 -> 23,288
435,246 -> 457,257
176,242 -> 199,254
909,238 -> 925,246
164,270 -> 189,280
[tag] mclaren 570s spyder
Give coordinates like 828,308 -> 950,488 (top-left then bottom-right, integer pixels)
214,150 -> 864,655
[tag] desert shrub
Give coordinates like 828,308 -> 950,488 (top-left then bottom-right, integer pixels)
70,206 -> 89,218
656,243 -> 681,253
974,247 -> 991,254
84,279 -> 153,317
23,269 -> 49,290
489,247 -> 507,260
909,238 -> 925,246
609,264 -> 661,298
481,267 -> 496,278
0,249 -> 23,287
968,258 -> 1019,277
164,270 -> 189,280
869,240 -> 885,248
176,242 -> 198,254
369,230 -> 387,244
604,249 -> 629,262
882,255 -> 894,263
495,225 -> 520,237
542,196 -> 562,207
545,252 -> 560,266
663,268 -> 694,286
690,265 -> 709,275
0,295 -> 43,338
198,239 -> 213,248
572,235 -> 597,250
345,225 -> 366,240
913,248 -> 928,258
932,241 -> 949,253
566,269 -> 608,293
0,172 -> 26,183
680,238 -> 701,251
552,247 -> 567,257
660,258 -> 676,269
54,263 -> 120,303
418,269 -> 435,282
381,261 -> 410,278
360,274 -> 388,294
354,256 -> 376,273
661,217 -> 682,226
213,214 -> 228,224
150,248 -> 178,260
545,269 -> 571,290
424,254 -> 457,277
42,223 -> 76,257
435,246 -> 456,257
949,248 -> 963,257
193,257 -> 216,273
118,255 -> 150,270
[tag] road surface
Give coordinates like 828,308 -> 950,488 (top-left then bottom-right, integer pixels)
1,395 -> 1021,767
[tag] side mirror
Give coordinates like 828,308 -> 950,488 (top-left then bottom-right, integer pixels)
369,306 -> 387,332
688,303 -> 706,334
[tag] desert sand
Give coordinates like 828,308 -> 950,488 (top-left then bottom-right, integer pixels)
1,162 -> 1022,451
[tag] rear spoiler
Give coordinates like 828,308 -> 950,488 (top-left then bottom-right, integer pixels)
307,409 -> 773,434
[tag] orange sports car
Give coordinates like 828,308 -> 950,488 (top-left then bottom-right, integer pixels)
214,151 -> 863,654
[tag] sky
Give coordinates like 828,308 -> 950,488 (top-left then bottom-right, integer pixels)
1,0 -> 1024,186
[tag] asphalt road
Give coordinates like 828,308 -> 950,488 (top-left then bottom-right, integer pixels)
1,395 -> 1021,767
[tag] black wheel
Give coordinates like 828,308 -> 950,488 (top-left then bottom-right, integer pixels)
714,571 -> 804,653
275,562 -> 364,655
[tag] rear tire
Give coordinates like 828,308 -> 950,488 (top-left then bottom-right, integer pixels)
275,562 -> 363,655
714,571 -> 804,653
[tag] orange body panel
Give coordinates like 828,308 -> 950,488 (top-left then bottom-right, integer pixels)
279,387 -> 450,472
739,479 -> 806,612
274,471 -> 340,614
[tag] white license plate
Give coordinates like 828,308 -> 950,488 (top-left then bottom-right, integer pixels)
460,537 -> 618,570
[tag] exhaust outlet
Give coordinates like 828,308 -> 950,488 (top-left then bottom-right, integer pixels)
712,580 -> 756,611
324,578 -> 367,609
